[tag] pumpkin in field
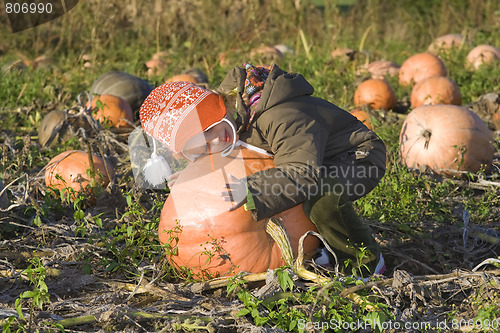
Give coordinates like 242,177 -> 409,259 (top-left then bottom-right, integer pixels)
165,73 -> 200,84
410,76 -> 462,108
90,71 -> 153,113
466,44 -> 500,70
45,150 -> 115,198
354,78 -> 396,110
350,108 -> 374,131
165,68 -> 209,85
38,109 -> 93,147
356,60 -> 400,80
87,94 -> 134,128
398,52 -> 448,86
159,147 -> 319,279
428,34 -> 467,54
399,105 -> 494,176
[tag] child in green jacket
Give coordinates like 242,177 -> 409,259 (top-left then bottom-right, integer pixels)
139,63 -> 386,278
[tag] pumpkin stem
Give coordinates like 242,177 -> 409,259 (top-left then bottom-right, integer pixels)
422,129 -> 432,149
265,217 -> 330,285
265,217 -> 294,265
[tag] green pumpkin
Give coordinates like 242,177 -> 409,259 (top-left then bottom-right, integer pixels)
38,110 -> 93,148
90,71 -> 153,114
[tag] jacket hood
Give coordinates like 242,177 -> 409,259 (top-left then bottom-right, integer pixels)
218,64 -> 314,133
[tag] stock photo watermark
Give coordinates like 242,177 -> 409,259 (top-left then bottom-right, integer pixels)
4,0 -> 79,32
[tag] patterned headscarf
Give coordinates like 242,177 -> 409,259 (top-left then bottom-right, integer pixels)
139,81 -> 227,154
241,63 -> 271,127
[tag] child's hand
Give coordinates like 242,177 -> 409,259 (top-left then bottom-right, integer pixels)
221,174 -> 247,210
167,171 -> 181,187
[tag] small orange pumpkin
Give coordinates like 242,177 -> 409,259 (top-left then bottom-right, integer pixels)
466,44 -> 500,70
87,94 -> 134,128
350,108 -> 374,131
410,76 -> 462,108
45,150 -> 114,197
159,147 -> 319,279
399,105 -> 494,177
354,78 -> 396,110
398,52 -> 448,86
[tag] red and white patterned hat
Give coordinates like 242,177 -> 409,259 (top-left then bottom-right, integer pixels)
139,81 -> 227,154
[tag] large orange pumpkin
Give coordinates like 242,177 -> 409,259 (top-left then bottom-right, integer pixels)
159,147 -> 319,279
45,150 -> 114,197
87,94 -> 134,128
353,78 -> 396,110
399,105 -> 494,176
398,52 -> 448,86
410,76 -> 462,108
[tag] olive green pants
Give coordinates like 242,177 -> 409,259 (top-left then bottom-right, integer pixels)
302,176 -> 381,276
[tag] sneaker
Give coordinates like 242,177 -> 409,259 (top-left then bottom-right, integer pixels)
314,247 -> 332,266
359,253 -> 386,282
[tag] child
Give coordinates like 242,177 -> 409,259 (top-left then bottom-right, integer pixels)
139,63 -> 386,278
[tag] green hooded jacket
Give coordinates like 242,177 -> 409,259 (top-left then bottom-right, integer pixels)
218,64 -> 386,221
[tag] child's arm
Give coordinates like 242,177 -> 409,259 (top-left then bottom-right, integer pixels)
243,108 -> 329,221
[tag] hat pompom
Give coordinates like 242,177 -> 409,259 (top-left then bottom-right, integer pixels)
143,151 -> 172,186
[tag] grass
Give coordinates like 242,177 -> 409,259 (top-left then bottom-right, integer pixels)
1,0 -> 500,331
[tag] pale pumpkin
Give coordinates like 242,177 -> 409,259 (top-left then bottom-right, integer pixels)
45,150 -> 114,197
399,52 -> 448,86
350,108 -> 374,131
410,76 -> 462,108
159,147 -> 319,279
165,73 -> 200,84
466,44 -> 500,70
428,34 -> 467,54
38,110 -> 93,147
357,60 -> 400,80
87,94 -> 134,128
354,78 -> 396,110
399,105 -> 494,176
90,71 -> 153,113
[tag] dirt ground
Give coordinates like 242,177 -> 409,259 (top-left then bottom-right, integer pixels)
1,127 -> 499,332
1,193 -> 500,332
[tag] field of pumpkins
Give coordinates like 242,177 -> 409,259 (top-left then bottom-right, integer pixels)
1,1 -> 500,332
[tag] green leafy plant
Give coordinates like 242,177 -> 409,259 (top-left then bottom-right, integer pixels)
13,258 -> 50,331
